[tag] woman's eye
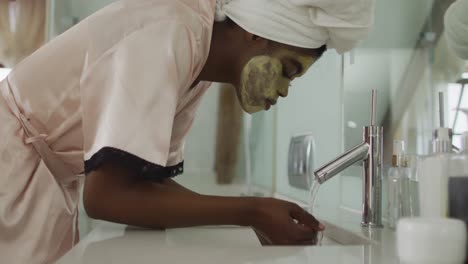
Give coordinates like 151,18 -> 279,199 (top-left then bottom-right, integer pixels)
287,67 -> 299,79
283,66 -> 296,79
292,60 -> 303,77
283,59 -> 303,80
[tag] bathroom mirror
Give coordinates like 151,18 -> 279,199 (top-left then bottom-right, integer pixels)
0,0 -> 47,68
343,0 -> 466,171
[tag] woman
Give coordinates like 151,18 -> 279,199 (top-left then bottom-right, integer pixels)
0,0 -> 374,263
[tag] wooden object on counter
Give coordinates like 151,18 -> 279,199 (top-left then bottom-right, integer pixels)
215,84 -> 243,184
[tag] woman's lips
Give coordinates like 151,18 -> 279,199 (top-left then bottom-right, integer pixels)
264,98 -> 277,110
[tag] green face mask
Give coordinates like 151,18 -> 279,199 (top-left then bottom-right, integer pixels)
236,53 -> 315,114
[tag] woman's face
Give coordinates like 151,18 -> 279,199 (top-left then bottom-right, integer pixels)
235,49 -> 317,114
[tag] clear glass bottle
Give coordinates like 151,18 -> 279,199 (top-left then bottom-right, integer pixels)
387,140 -> 411,229
406,155 -> 420,217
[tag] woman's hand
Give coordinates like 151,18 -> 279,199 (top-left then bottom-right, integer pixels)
251,198 -> 325,246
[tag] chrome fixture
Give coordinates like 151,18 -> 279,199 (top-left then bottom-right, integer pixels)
288,134 -> 316,190
314,90 -> 383,228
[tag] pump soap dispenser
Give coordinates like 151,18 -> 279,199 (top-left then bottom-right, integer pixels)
418,92 -> 453,218
454,108 -> 468,154
448,108 -> 468,262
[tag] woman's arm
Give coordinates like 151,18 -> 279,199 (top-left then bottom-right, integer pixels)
163,178 -> 200,196
83,162 -> 255,228
83,160 -> 324,245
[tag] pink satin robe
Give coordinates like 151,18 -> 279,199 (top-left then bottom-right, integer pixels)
0,0 -> 216,263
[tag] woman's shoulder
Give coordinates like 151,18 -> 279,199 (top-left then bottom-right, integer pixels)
118,0 -> 216,30
85,0 -> 216,54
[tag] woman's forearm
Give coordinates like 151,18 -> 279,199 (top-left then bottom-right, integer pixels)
163,178 -> 200,195
83,164 -> 258,229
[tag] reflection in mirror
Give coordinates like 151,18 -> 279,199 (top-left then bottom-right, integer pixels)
448,75 -> 468,150
339,0 -> 468,217
0,67 -> 11,81
0,0 -> 46,68
343,0 -> 466,170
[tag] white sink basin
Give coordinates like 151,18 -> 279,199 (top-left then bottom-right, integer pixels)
56,218 -> 384,264
320,220 -> 373,246
166,226 -> 261,247
165,220 -> 372,247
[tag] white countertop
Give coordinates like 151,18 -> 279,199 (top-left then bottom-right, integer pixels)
57,206 -> 400,264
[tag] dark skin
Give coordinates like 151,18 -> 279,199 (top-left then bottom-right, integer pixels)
84,20 -> 325,246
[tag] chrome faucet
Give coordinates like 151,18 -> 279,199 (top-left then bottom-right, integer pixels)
314,90 -> 383,228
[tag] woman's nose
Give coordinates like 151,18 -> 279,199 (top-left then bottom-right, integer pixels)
278,86 -> 289,98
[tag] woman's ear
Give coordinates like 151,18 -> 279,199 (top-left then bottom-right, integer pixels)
243,31 -> 269,48
252,35 -> 262,41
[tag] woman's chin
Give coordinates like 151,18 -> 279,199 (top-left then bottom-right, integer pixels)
241,103 -> 264,114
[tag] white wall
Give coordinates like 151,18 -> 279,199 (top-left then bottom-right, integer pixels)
273,51 -> 344,213
184,85 -> 220,175
48,0 -> 115,38
70,0 -> 116,20
361,0 -> 433,49
336,0 -> 437,213
249,110 -> 275,190
343,0 -> 435,151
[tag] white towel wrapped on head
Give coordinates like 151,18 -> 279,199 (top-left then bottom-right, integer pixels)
216,0 -> 375,54
444,0 -> 468,60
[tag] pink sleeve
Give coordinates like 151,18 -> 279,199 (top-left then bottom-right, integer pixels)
80,21 -> 197,167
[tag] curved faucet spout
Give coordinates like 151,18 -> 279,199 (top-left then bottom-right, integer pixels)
314,142 -> 369,184
313,126 -> 383,228
313,90 -> 383,228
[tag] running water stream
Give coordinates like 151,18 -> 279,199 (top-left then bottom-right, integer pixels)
308,178 -> 323,245
308,179 -> 321,214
